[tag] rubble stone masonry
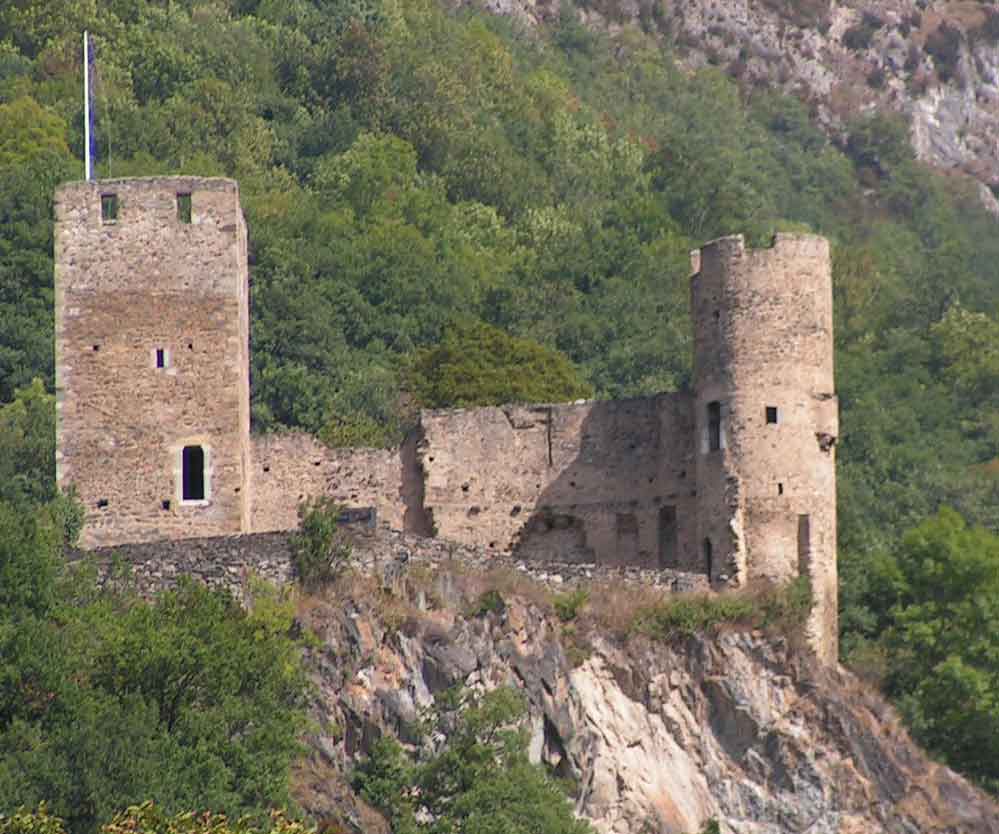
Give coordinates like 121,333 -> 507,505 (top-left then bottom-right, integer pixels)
55,177 -> 838,662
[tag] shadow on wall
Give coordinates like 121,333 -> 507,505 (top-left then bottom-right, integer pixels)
507,397 -> 700,571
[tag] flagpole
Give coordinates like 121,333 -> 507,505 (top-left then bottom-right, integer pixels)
84,31 -> 92,181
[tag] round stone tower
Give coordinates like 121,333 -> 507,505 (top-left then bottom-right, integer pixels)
690,233 -> 839,663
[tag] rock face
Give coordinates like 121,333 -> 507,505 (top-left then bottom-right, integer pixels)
295,562 -> 999,834
458,0 -> 999,211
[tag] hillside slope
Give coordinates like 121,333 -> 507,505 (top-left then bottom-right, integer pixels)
466,0 -> 999,213
293,551 -> 999,834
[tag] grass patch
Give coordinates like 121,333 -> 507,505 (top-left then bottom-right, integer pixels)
630,578 -> 813,642
553,588 -> 589,622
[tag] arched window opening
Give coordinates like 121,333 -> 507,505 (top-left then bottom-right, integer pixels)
182,445 -> 205,501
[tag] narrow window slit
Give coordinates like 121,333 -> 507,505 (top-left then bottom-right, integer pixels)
177,193 -> 192,224
707,401 -> 721,452
101,194 -> 118,222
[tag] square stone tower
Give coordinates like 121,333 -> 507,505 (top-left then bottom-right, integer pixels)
55,177 -> 251,547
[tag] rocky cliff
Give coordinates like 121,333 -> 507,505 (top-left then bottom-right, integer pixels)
466,0 -> 999,215
290,556 -> 999,834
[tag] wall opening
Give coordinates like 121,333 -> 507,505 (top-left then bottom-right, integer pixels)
658,505 -> 678,568
766,405 -> 779,424
797,514 -> 811,575
182,445 -> 206,501
616,512 -> 640,561
101,194 -> 118,223
177,192 -> 192,224
155,348 -> 167,368
707,401 -> 721,452
777,482 -> 784,495
703,537 -> 713,579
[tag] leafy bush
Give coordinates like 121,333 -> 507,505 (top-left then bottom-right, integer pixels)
0,806 -> 66,834
291,497 -> 353,591
553,588 -> 589,622
471,589 -> 506,617
353,688 -> 591,834
102,803 -> 313,834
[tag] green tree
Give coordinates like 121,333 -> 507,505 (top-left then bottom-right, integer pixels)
407,319 -> 594,409
870,509 -> 999,792
354,688 -> 591,834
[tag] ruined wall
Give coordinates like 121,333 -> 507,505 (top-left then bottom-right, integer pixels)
416,395 -> 697,569
55,177 -> 250,547
68,527 -> 709,601
690,234 -> 838,663
250,433 -> 405,533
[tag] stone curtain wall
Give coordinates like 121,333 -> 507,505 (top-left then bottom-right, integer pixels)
68,532 -> 294,599
250,433 -> 405,533
416,395 -> 698,569
55,177 -> 250,547
69,527 -> 709,601
245,396 -> 699,571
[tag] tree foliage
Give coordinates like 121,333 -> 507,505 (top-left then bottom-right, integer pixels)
859,510 -> 999,793
1,0 -> 999,797
407,319 -> 594,408
353,688 -> 591,834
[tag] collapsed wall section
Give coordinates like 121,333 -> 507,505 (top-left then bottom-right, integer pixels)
416,395 -> 697,568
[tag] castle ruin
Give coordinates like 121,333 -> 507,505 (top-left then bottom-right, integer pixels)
55,176 -> 839,663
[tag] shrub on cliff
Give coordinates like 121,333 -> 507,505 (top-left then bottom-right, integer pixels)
291,497 -> 353,590
406,319 -> 594,409
353,688 -> 591,834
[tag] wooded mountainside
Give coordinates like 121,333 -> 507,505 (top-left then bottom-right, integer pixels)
2,0 -> 999,825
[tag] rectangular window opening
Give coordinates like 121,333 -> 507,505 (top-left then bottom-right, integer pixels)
778,482 -> 784,495
797,514 -> 812,575
707,401 -> 721,452
766,405 -> 779,424
97,498 -> 109,508
155,348 -> 166,369
658,505 -> 678,568
162,499 -> 171,511
177,192 -> 192,224
101,193 -> 118,223
182,445 -> 206,501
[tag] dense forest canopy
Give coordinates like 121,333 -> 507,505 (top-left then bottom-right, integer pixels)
2,0 -> 999,808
